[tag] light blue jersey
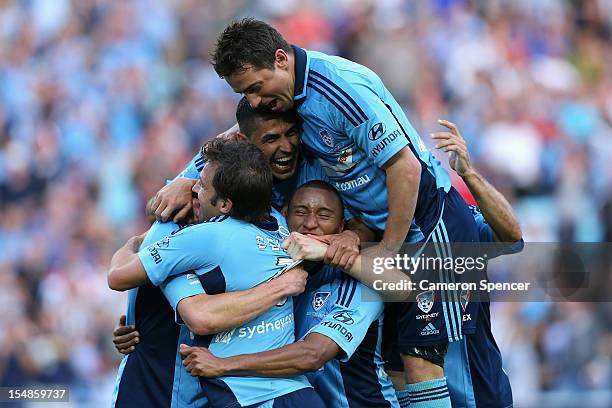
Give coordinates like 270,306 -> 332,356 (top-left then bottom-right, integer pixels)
112,221 -> 206,408
138,209 -> 312,408
292,46 -> 452,240
294,265 -> 399,407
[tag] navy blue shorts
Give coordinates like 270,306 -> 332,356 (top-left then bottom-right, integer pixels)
465,303 -> 513,408
393,187 -> 481,350
253,388 -> 325,408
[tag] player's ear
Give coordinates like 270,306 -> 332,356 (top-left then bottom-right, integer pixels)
235,132 -> 247,141
275,49 -> 289,69
219,198 -> 233,215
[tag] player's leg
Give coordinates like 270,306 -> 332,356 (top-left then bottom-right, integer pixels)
435,186 -> 488,408
445,338 -> 476,408
464,303 -> 513,408
391,298 -> 452,408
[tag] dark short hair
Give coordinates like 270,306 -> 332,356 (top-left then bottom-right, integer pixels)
236,97 -> 300,137
212,18 -> 291,78
289,180 -> 345,215
204,138 -> 272,223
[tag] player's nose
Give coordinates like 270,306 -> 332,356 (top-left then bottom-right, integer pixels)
302,213 -> 318,230
278,136 -> 294,153
246,94 -> 261,108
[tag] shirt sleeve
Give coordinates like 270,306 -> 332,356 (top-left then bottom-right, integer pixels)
323,72 -> 409,168
469,205 -> 524,258
160,272 -> 205,324
174,151 -> 206,180
137,224 -> 220,286
309,275 -> 383,361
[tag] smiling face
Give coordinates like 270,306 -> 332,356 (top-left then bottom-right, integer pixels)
248,117 -> 300,180
287,186 -> 344,236
226,50 -> 295,112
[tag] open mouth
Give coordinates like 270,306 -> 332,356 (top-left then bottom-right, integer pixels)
271,154 -> 296,173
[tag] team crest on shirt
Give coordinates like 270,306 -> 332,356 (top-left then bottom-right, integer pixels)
312,291 -> 331,311
416,290 -> 434,313
156,237 -> 170,249
319,128 -> 335,148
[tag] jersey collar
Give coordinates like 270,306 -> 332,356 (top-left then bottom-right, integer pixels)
292,45 -> 309,107
252,213 -> 279,231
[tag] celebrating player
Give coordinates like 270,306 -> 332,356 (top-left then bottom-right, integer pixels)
180,180 -> 406,407
212,18 -> 483,407
109,139 -> 325,407
432,120 -> 523,408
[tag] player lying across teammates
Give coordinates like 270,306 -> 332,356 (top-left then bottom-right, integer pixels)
108,18 -> 523,408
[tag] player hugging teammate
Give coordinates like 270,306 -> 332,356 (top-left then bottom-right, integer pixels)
108,18 -> 523,408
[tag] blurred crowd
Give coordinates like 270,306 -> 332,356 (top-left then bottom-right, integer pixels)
0,0 -> 610,406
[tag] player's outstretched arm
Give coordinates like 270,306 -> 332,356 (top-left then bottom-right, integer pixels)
177,267 -> 308,336
180,332 -> 339,378
432,120 -> 522,243
108,233 -> 150,291
283,232 -> 410,302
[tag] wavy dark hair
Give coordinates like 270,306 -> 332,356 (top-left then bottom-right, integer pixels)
204,138 -> 273,223
212,18 -> 291,78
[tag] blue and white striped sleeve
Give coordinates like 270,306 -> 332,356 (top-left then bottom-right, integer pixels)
308,274 -> 383,361
309,69 -> 409,168
174,151 -> 206,180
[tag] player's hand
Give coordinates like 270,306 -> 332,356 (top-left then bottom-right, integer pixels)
151,178 -> 197,223
431,119 -> 475,177
113,315 -> 139,355
317,230 -> 360,270
282,232 -> 328,262
215,123 -> 244,141
276,265 -> 308,296
180,344 -> 224,377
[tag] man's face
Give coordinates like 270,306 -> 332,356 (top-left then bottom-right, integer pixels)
287,187 -> 344,236
227,59 -> 294,112
192,163 -> 224,222
249,118 -> 299,180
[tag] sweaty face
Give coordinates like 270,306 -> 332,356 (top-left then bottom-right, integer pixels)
249,118 -> 299,180
287,187 -> 343,236
227,66 -> 294,112
192,163 -> 223,222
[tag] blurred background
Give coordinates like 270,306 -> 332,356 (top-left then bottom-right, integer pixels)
0,0 -> 610,406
